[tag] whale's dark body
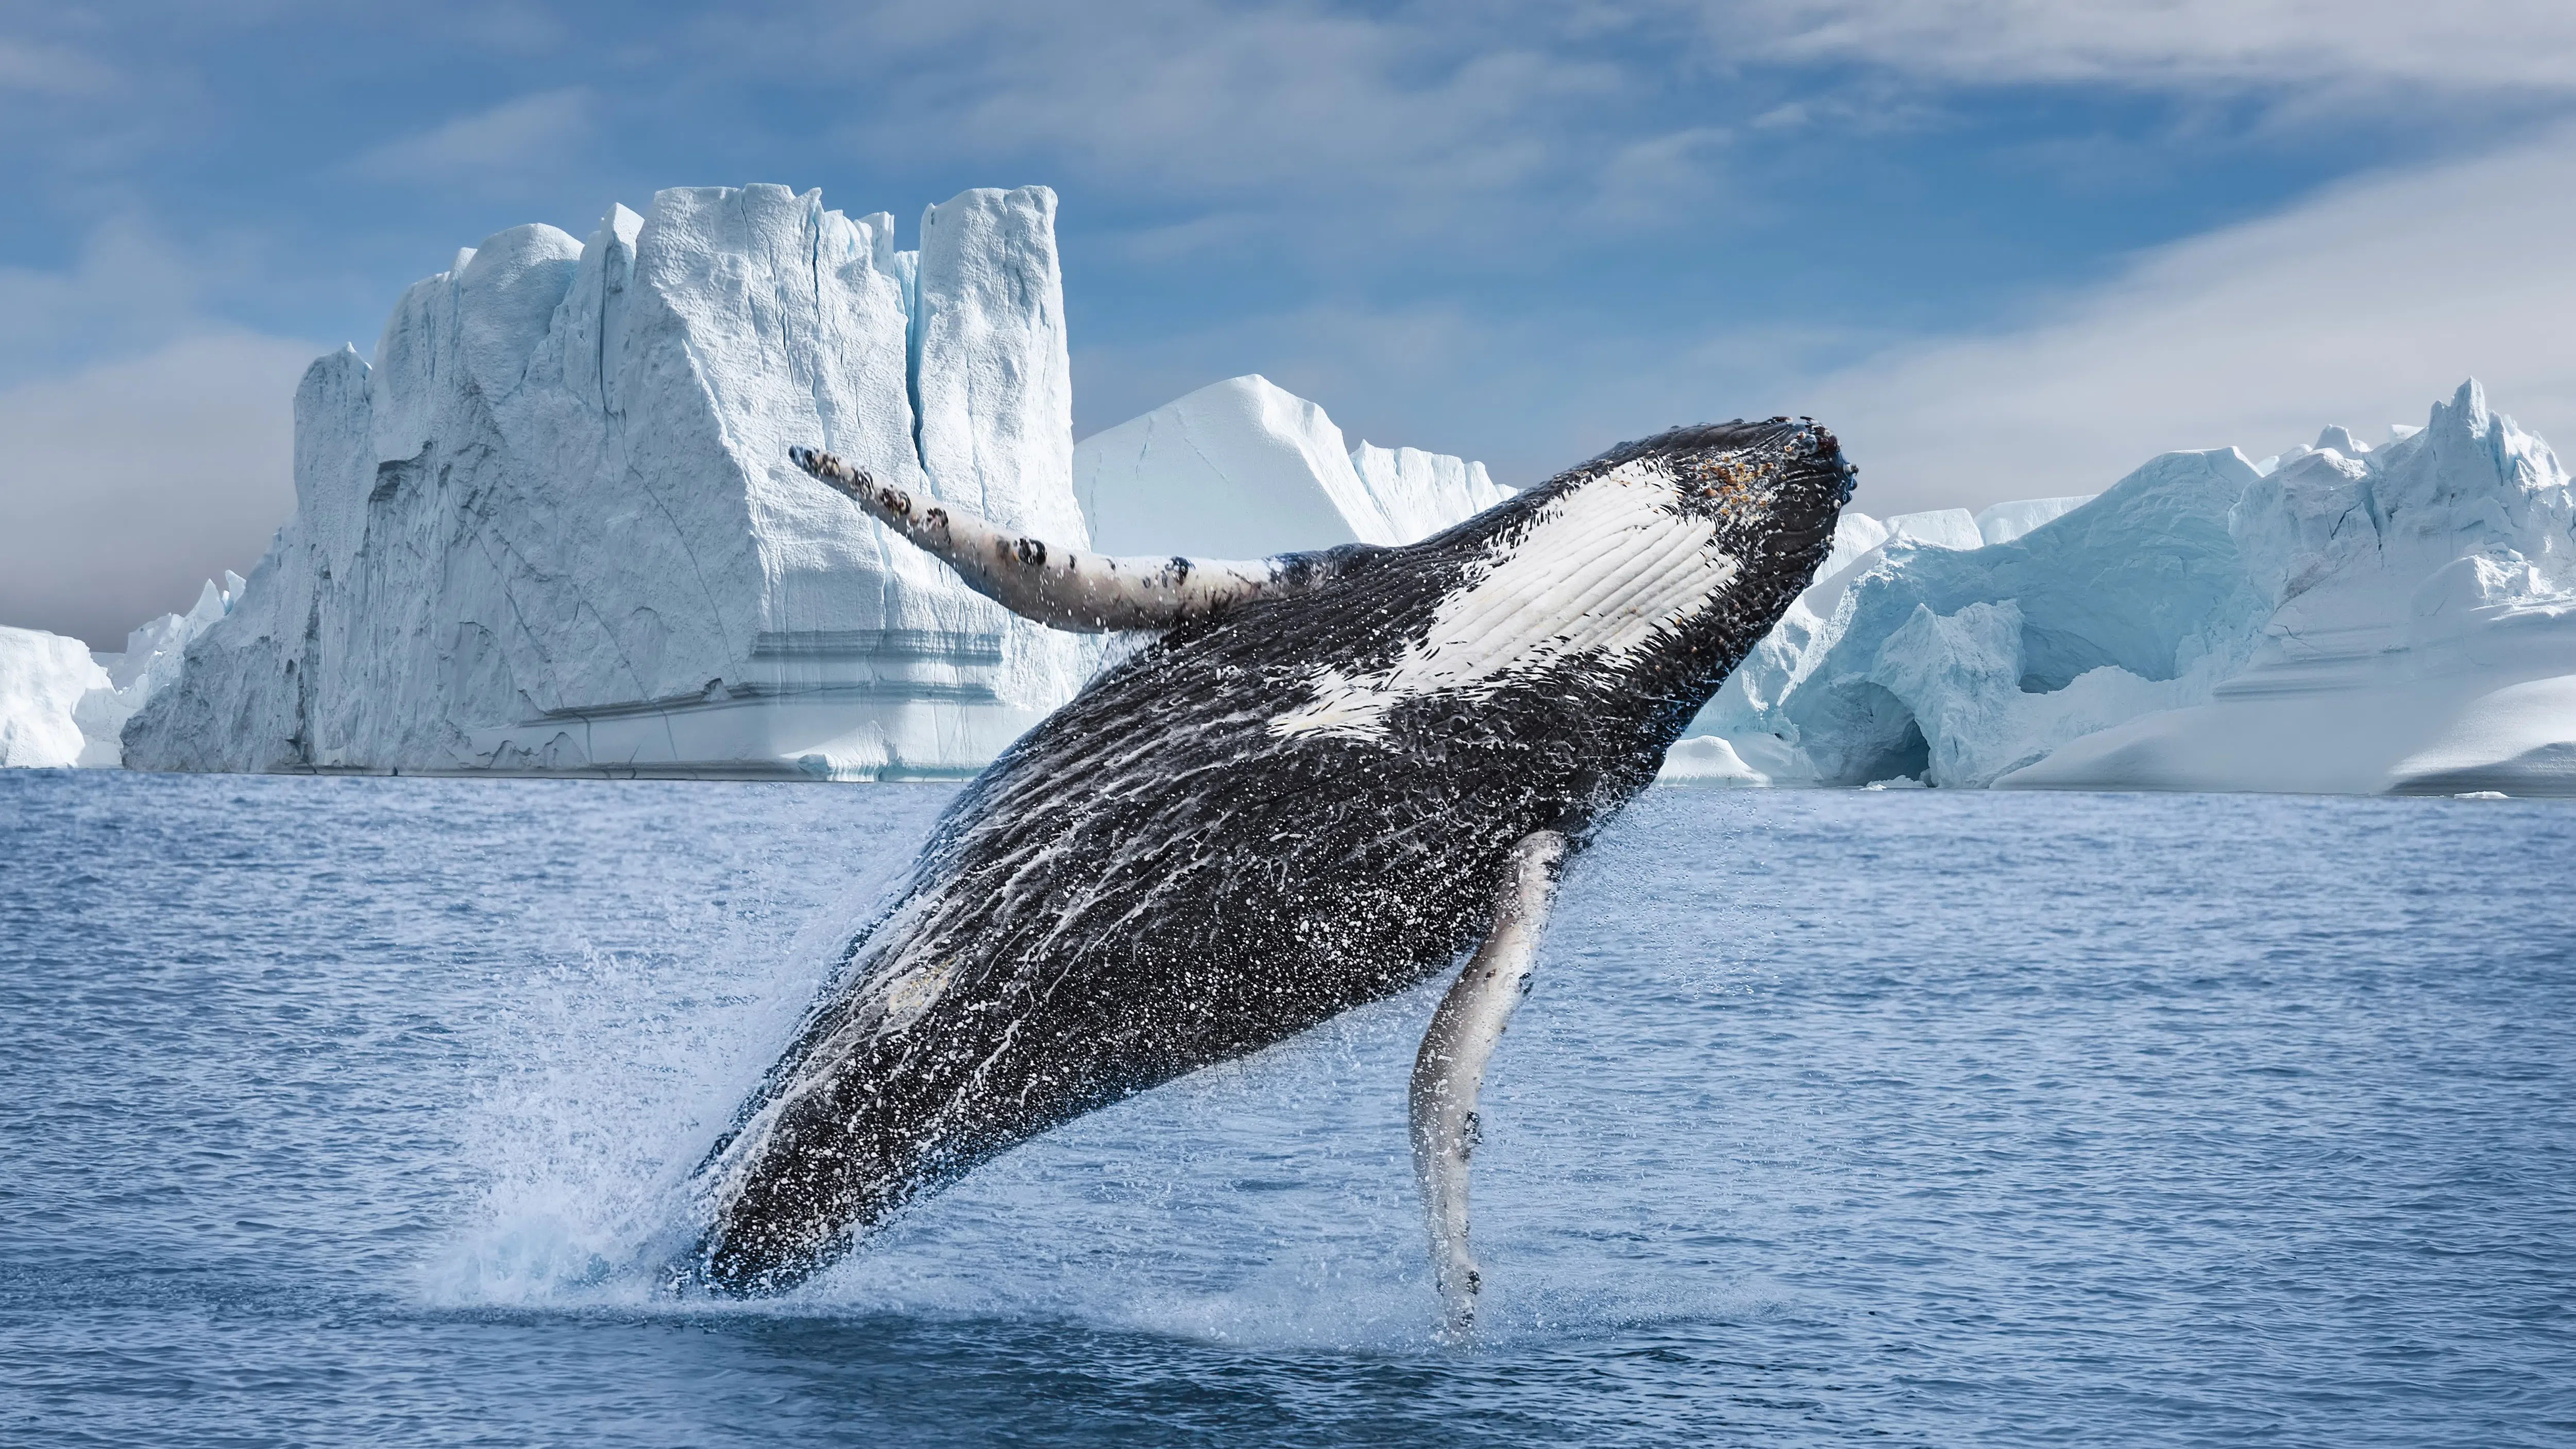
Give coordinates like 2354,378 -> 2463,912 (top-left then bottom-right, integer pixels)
689,418 -> 1854,1293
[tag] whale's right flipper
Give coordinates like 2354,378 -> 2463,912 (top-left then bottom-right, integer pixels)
1410,828 -> 1567,1340
790,446 -> 1367,632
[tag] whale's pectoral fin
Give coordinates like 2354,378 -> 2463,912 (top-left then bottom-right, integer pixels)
1410,828 -> 1568,1340
790,446 -> 1365,632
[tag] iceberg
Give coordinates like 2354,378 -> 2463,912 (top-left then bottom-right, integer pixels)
102,186 -> 1507,780
67,573 -> 243,766
0,574 -> 236,771
0,625 -> 109,769
126,185 -> 1101,779
1679,381 -> 2576,795
1655,734 -> 1767,787
2007,384 -> 2576,795
1073,374 -> 1508,555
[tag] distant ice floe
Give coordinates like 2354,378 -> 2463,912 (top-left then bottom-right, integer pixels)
1666,380 -> 2576,796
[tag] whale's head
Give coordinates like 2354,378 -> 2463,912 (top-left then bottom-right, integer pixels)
1567,416 -> 1856,611
1630,416 -> 1854,550
1270,417 -> 1854,749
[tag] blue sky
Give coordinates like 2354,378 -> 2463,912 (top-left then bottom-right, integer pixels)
9,0 -> 2576,643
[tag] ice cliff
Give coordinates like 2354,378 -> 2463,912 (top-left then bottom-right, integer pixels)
1074,374 -> 1509,556
1671,381 -> 2576,796
126,185 -> 1102,779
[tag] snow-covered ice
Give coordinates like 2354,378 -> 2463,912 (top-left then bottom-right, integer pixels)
1880,508 -> 1983,552
1654,734 -> 1766,787
1679,381 -> 2576,795
1073,374 -> 1506,556
1974,496 -> 2095,547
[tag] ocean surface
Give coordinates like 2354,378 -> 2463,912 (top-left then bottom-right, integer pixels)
2,771 -> 2570,1447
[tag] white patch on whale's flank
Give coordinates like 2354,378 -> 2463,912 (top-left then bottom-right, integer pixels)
1270,461 -> 1738,739
882,955 -> 957,1033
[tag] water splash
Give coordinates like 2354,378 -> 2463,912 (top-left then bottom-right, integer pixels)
427,816 -> 918,1308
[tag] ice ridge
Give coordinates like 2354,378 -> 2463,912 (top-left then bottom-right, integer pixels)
1073,375 -> 1509,557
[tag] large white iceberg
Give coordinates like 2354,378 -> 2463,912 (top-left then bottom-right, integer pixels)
127,185 -> 1100,779
1073,374 -> 1509,557
1679,380 -> 2576,795
0,626 -> 109,769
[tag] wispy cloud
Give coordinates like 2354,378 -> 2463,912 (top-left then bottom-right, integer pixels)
346,87 -> 594,191
1718,0 -> 2576,106
727,1 -> 1642,262
1798,125 -> 2576,511
0,35 -> 120,97
1587,125 -> 1735,229
0,220 -> 214,387
0,331 -> 316,646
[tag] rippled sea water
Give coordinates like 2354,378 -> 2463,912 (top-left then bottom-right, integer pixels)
2,770 -> 2570,1446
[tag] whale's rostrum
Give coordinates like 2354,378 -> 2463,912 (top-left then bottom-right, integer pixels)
686,419 -> 1856,1318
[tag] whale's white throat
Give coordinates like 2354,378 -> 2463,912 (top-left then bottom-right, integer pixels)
1271,460 -> 1740,740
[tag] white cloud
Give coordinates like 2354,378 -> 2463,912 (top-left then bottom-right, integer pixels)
731,0 -> 1636,259
348,87 -> 593,190
1080,121 -> 2576,520
1725,0 -> 2576,100
0,220 -> 211,387
0,35 -> 120,97
1797,125 -> 2576,512
0,332 -> 317,647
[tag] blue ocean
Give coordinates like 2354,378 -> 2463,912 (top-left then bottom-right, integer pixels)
2,771 -> 2569,1445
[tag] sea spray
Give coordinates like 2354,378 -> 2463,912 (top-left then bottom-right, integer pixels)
426,789 -> 940,1307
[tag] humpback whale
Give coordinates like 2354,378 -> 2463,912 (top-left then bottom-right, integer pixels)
685,419 -> 1855,1329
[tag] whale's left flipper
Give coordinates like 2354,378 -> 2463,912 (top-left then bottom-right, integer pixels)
1410,828 -> 1567,1339
790,445 -> 1365,632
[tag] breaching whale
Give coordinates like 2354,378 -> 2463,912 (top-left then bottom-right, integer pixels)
684,419 -> 1855,1329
